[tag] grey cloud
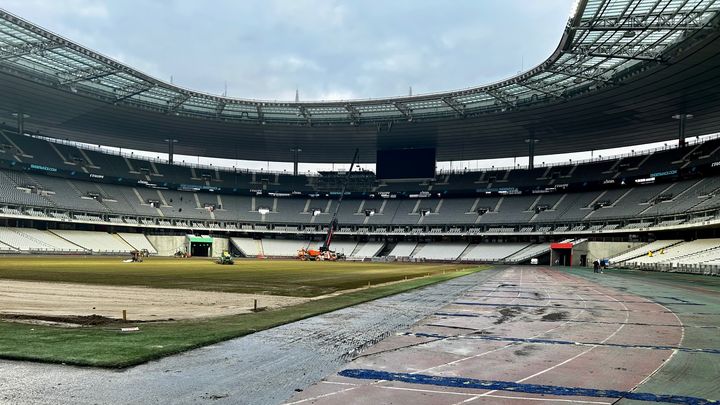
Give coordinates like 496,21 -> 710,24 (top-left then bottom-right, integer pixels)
3,0 -> 575,100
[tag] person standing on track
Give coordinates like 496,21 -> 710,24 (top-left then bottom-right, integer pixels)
593,259 -> 600,273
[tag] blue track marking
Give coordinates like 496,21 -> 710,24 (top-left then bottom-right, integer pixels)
661,296 -> 696,304
453,301 -> 711,313
428,319 -> 720,330
462,295 -> 702,305
554,319 -> 720,329
434,312 -> 480,317
424,323 -> 479,331
338,369 -> 720,404
400,332 -> 720,355
473,289 -> 634,295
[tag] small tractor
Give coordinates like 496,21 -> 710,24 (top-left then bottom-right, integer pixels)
216,250 -> 234,265
174,250 -> 190,258
129,250 -> 144,263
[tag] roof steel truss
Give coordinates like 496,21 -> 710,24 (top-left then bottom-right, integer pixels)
0,0 -> 718,125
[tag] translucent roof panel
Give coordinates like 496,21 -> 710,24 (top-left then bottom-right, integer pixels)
0,0 -> 718,125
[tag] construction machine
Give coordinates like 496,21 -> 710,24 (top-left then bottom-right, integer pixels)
297,247 -> 345,261
318,149 -> 359,257
216,250 -> 235,265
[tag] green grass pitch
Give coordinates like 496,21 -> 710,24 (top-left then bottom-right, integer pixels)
0,256 -> 485,367
0,256 -> 476,297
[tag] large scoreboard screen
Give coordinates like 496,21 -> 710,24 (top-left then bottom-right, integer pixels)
376,148 -> 436,180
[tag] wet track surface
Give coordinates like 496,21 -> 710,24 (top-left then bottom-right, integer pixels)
0,269 -> 499,405
3,266 -> 720,405
287,267 -> 720,405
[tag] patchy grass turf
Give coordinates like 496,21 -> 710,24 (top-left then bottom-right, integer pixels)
0,257 -> 471,297
0,257 -> 485,367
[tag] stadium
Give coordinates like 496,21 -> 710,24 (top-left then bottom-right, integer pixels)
1,1 -> 720,404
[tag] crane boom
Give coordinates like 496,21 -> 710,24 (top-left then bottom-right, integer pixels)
320,148 -> 360,252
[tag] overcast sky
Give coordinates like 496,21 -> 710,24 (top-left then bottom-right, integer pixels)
3,0 -> 576,101
4,0 -> 694,172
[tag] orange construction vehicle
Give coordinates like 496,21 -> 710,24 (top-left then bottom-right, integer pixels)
297,149 -> 359,263
297,248 -> 322,261
297,247 -> 344,261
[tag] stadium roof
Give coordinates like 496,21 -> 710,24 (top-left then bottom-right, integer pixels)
1,0 -> 720,163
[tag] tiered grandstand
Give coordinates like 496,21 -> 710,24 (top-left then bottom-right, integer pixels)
3,131 -> 720,232
0,227 -> 153,254
1,3 -> 720,273
3,124 -> 720,268
611,239 -> 720,274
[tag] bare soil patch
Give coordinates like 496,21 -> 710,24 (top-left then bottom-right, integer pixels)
494,306 -> 522,324
0,280 -> 310,322
541,311 -> 569,321
0,314 -> 123,327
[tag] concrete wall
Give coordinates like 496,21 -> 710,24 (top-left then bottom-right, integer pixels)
212,237 -> 229,257
145,234 -> 229,257
146,235 -> 186,256
572,241 -> 644,267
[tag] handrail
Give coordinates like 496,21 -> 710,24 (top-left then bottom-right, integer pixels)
1,195 -> 719,231
22,131 -> 720,177
436,133 -> 720,174
25,133 -> 309,176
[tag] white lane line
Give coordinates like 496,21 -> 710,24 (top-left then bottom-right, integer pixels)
453,269 -> 620,404
478,393 -> 612,404
285,270 -> 510,404
441,270 -> 593,405
518,287 -> 629,382
284,386 -> 359,404
629,299 -> 686,390
376,385 -> 613,404
544,270 -> 688,394
426,269 -> 588,374
288,267 -> 591,405
321,381 -> 358,386
378,385 -> 473,397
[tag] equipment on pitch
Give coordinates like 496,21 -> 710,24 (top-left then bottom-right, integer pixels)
294,148 -> 357,262
320,148 -> 359,254
216,250 -> 234,265
297,247 -> 345,261
128,250 -> 144,263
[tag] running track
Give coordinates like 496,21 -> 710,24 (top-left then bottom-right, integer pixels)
285,266 -> 709,405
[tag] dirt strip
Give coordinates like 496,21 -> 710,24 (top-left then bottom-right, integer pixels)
0,280 -> 309,321
0,269 -> 500,405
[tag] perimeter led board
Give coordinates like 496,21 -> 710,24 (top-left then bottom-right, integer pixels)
376,148 -> 436,180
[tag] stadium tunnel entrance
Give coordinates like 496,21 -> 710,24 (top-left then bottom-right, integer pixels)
187,236 -> 213,257
550,242 -> 572,267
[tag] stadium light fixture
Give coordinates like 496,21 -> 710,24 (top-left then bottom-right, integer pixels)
258,207 -> 270,215
672,114 -> 693,120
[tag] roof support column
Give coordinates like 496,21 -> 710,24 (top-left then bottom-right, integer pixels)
673,114 -> 693,148
13,112 -> 28,135
525,135 -> 540,170
165,138 -> 178,164
291,147 -> 302,176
